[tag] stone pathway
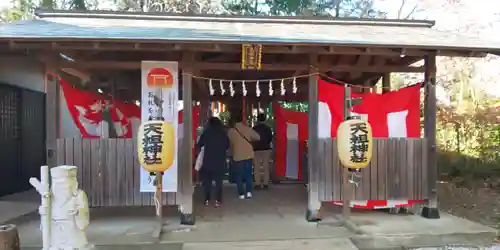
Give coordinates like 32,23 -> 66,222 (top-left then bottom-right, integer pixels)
0,189 -> 38,223
8,185 -> 500,250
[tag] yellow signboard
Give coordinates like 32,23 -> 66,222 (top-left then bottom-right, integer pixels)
241,44 -> 262,70
337,119 -> 373,169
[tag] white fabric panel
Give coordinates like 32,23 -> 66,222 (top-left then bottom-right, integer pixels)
285,123 -> 299,179
387,110 -> 409,138
130,117 -> 141,139
318,101 -> 332,139
60,88 -> 81,138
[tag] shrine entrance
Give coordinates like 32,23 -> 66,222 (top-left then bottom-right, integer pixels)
1,9 -> 498,231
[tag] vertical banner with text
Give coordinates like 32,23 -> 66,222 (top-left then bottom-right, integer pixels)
140,61 -> 179,192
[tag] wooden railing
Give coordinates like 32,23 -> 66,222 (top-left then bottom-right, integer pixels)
57,138 -> 428,207
56,138 -> 179,207
316,138 -> 428,202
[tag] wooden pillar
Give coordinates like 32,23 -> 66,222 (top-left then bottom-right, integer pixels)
382,73 -> 391,94
45,72 -> 59,168
421,54 -> 440,219
180,53 -> 195,225
307,55 -> 321,222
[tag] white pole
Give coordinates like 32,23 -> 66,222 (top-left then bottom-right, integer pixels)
30,165 -> 51,250
41,165 -> 51,250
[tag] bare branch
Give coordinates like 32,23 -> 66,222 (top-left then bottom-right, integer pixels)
397,0 -> 406,19
403,4 -> 418,19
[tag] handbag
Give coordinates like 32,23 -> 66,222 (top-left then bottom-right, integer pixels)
195,146 -> 205,171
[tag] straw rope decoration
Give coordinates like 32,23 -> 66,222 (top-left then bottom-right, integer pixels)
229,80 -> 235,97
269,80 -> 274,96
242,80 -> 247,96
181,69 -> 419,97
256,80 -> 261,97
219,80 -> 226,96
208,79 -> 215,96
280,79 -> 285,96
292,77 -> 297,93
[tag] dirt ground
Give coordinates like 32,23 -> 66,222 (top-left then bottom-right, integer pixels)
438,181 -> 500,230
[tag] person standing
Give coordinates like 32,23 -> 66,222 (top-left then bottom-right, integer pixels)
196,117 -> 230,207
252,113 -> 273,189
228,112 -> 260,199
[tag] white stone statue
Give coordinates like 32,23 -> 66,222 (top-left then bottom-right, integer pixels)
30,165 -> 91,250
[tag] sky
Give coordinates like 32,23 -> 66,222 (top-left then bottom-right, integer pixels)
0,0 -> 9,8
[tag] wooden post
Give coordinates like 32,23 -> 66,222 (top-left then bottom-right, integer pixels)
382,73 -> 391,94
45,72 -> 59,168
0,224 -> 20,250
180,52 -> 195,225
152,81 -> 165,238
342,85 -> 352,220
152,172 -> 163,238
421,54 -> 440,219
306,55 -> 321,222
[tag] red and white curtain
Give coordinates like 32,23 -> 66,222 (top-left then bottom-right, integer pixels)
274,79 -> 421,181
59,77 -> 200,139
273,104 -> 308,180
317,79 -> 421,139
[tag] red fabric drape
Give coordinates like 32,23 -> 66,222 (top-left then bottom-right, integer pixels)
273,80 -> 421,180
318,79 -> 420,138
273,104 -> 308,180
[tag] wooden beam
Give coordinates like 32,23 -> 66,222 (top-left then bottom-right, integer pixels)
350,55 -> 372,79
55,61 -> 425,73
9,40 -> 489,57
60,67 -> 90,83
45,71 -> 59,168
422,54 -> 439,219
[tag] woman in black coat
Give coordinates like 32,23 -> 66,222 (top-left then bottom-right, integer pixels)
196,117 -> 230,207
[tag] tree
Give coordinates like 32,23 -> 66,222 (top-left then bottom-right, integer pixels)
40,0 -> 55,9
220,0 -> 386,18
1,0 -> 38,23
68,0 -> 88,10
1,0 -> 90,23
109,0 -> 217,13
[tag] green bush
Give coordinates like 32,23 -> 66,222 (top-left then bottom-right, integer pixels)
438,150 -> 500,180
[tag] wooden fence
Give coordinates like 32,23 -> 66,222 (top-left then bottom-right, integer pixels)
57,137 -> 427,207
56,138 -> 179,207
317,138 -> 428,202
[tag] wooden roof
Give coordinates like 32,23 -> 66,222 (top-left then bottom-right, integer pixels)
0,9 -> 499,55
3,9 -> 499,102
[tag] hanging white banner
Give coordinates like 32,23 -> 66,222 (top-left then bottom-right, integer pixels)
139,61 -> 179,193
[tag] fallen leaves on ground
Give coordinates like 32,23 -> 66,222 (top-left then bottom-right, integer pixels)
439,181 -> 500,229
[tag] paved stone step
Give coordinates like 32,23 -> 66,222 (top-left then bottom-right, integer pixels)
22,243 -> 183,250
183,239 -> 359,250
22,239 -> 359,250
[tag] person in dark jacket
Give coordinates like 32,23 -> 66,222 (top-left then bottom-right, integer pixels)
252,113 -> 273,189
196,117 -> 230,207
